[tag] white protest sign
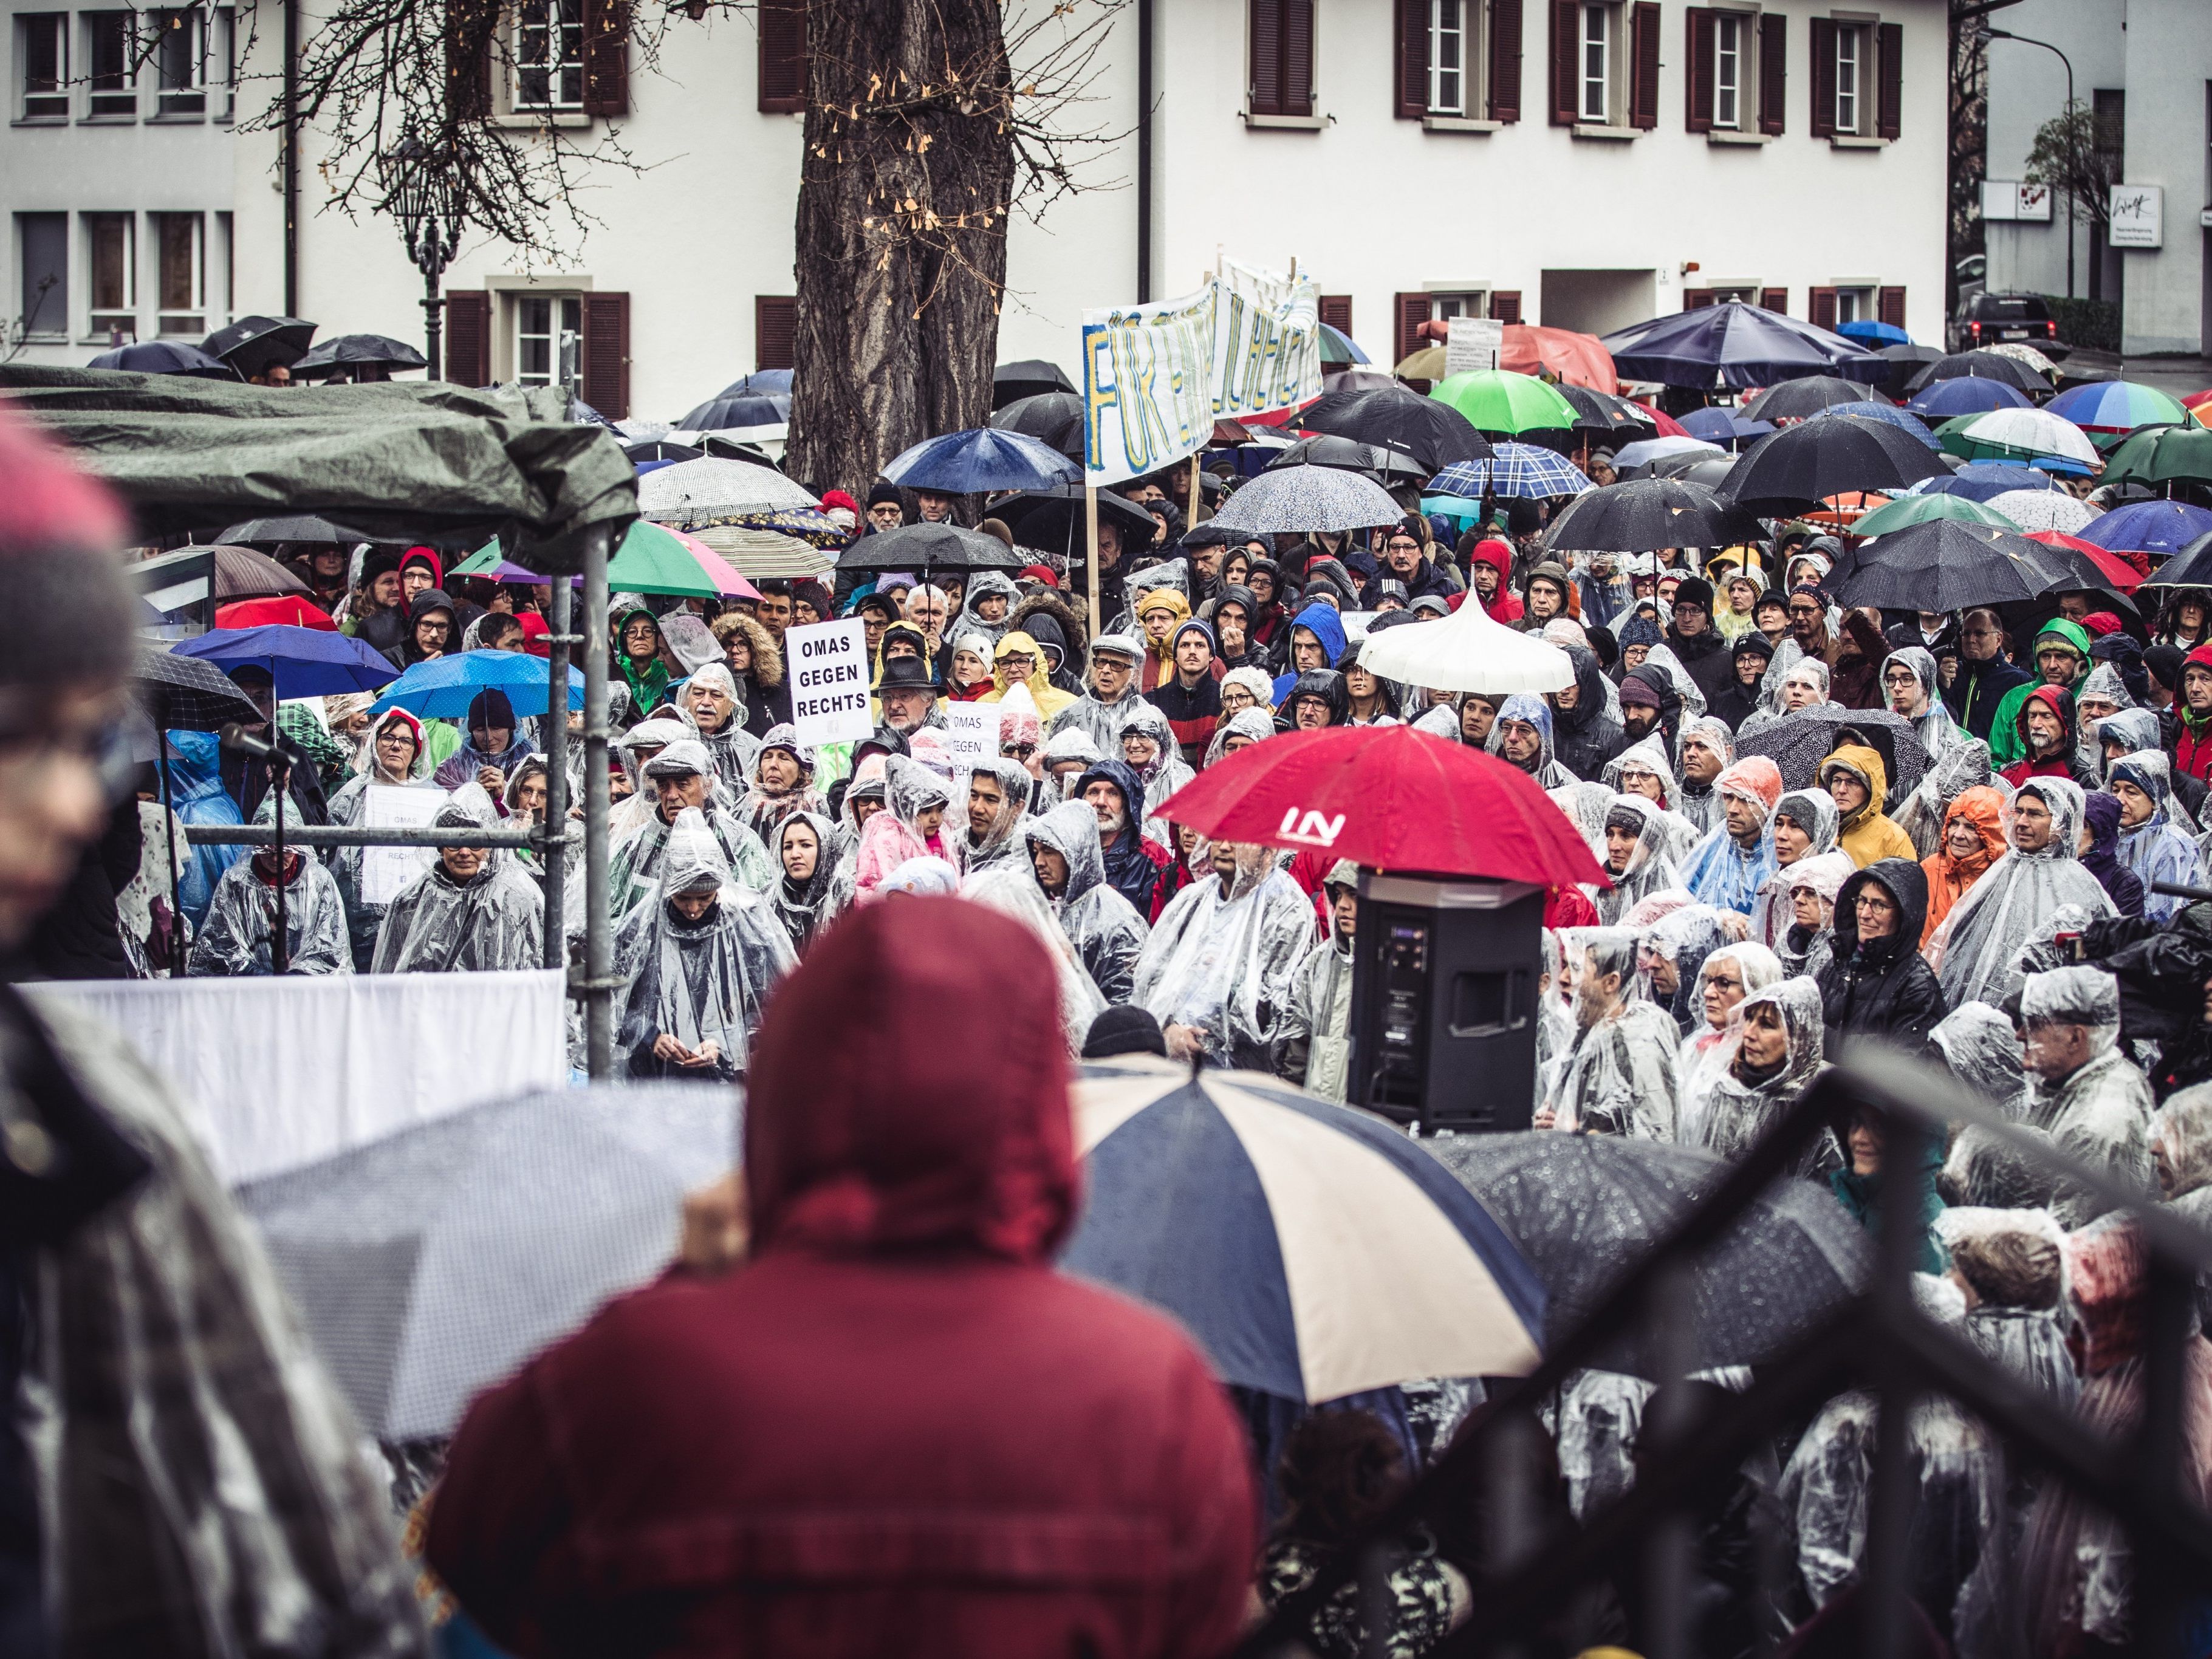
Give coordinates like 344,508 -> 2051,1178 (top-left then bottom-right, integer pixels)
941,702 -> 997,764
361,784 -> 442,906
785,618 -> 875,747
1445,316 -> 1503,377
1082,285 -> 1217,488
1212,258 -> 1324,421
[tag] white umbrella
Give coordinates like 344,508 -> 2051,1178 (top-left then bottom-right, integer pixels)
637,457 -> 820,518
1356,593 -> 1575,696
1985,488 -> 2096,534
1612,435 -> 1724,471
1959,408 -> 2101,468
1209,463 -> 1403,534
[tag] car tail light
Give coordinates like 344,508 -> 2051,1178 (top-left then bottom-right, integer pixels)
2045,320 -> 2057,337
1969,320 -> 1982,337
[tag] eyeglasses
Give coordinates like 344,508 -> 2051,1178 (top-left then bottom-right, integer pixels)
1001,742 -> 1036,759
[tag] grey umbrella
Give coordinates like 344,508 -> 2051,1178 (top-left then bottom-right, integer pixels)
1423,1131 -> 1869,1380
1210,463 -> 1403,535
1734,703 -> 1933,797
236,1083 -> 739,1440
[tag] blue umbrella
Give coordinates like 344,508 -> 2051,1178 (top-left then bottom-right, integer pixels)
1677,406 -> 1775,448
676,392 -> 791,431
172,626 -> 400,699
1838,318 -> 1912,347
1911,461 -> 2059,502
2078,500 -> 2212,561
1064,1060 -> 1544,1402
1802,400 -> 1942,449
882,427 -> 1082,494
1318,323 -> 1369,366
89,340 -> 239,380
1600,300 -> 1885,390
1428,443 -> 1594,499
1905,377 -> 2033,418
369,648 -> 584,720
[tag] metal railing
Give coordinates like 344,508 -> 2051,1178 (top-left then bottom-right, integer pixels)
1240,1047 -> 2212,1659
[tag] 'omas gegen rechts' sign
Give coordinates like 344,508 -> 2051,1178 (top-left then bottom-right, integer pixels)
786,618 -> 874,747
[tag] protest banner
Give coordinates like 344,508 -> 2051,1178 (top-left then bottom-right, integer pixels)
1211,258 -> 1324,422
1082,286 -> 1217,488
941,702 -> 997,764
785,618 -> 874,747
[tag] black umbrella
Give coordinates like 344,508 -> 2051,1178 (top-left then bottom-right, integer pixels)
1265,433 -> 1428,483
987,484 -> 1160,557
1556,383 -> 1658,436
1739,375 -> 1869,423
1542,477 -> 1764,555
202,315 -> 318,380
1425,1132 -> 1869,1380
1733,705 -> 1931,797
1722,414 -> 1950,513
1320,368 -> 1400,394
1905,350 -> 2052,397
2140,530 -> 2212,590
1874,343 -> 1945,402
835,521 -> 1026,573
1646,451 -> 1740,490
1297,384 -> 1492,473
990,391 -> 1084,460
290,334 -> 428,380
1823,519 -> 2065,615
134,644 -> 264,730
87,340 -> 239,380
214,513 -> 444,548
992,358 -> 1075,409
696,435 -> 781,468
625,439 -> 705,464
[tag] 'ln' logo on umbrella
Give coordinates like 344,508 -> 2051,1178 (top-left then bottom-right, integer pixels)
1276,808 -> 1346,847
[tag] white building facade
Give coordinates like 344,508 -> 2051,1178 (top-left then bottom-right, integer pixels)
10,0 -> 1949,420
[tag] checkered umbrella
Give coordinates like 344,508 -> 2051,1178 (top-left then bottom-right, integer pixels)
1428,444 -> 1594,500
132,644 -> 263,731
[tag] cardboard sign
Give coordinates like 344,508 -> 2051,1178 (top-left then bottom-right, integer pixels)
1445,316 -> 1503,378
785,618 -> 874,747
1082,285 -> 1218,487
941,702 -> 998,764
360,784 -> 442,906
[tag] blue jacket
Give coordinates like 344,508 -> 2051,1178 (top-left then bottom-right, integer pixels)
1270,603 -> 1349,707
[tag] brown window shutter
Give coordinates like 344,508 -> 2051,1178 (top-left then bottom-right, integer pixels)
1759,287 -> 1788,313
1282,0 -> 1315,117
1875,21 -> 1902,140
1487,0 -> 1522,121
757,0 -> 807,113
1394,0 -> 1426,118
581,0 -> 629,116
1318,294 -> 1353,333
1809,287 -> 1838,330
1394,293 -> 1430,366
1548,0 -> 1577,124
1249,0 -> 1283,115
1489,291 -> 1522,324
756,295 -> 796,372
1757,12 -> 1785,134
1682,289 -> 1717,310
1628,2 -> 1660,129
445,0 -> 494,120
1684,7 -> 1713,132
1809,18 -> 1836,139
444,291 -> 490,385
1878,286 -> 1906,329
581,292 -> 631,419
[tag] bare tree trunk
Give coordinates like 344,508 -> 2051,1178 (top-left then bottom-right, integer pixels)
786,1 -> 1016,494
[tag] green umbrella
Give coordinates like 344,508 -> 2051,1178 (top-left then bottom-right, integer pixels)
453,519 -> 758,598
1429,370 -> 1578,436
2102,424 -> 2212,491
1847,491 -> 2019,538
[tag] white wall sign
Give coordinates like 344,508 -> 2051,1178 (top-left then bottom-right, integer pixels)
2109,185 -> 2163,248
2015,182 -> 2053,222
940,702 -> 997,764
1445,316 -> 1504,378
784,618 -> 874,747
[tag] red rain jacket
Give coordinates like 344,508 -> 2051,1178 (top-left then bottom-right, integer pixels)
426,897 -> 1257,1659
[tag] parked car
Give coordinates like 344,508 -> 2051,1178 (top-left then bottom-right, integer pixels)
1949,291 -> 2070,358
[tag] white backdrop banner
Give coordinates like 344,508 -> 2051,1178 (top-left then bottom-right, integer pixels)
24,969 -> 569,1185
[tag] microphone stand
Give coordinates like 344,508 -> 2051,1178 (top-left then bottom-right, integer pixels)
270,750 -> 290,975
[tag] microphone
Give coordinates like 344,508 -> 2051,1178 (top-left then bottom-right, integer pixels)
218,723 -> 312,770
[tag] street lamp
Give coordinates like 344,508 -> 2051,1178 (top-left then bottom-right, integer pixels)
387,136 -> 465,379
1987,27 -> 2076,300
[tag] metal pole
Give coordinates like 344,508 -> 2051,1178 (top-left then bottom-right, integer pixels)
1084,486 -> 1101,640
581,529 -> 614,1077
159,750 -> 184,974
542,578 -> 571,968
422,255 -> 445,382
270,759 -> 290,974
1989,31 -> 2075,300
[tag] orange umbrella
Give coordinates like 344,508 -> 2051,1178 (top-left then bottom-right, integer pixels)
1806,490 -> 1891,531
1500,325 -> 1619,395
214,595 -> 337,631
2185,389 -> 2212,428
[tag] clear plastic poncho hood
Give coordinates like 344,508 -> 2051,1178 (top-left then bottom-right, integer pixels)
370,782 -> 547,974
958,863 -> 1109,1053
188,796 -> 352,977
1024,798 -> 1148,1006
1594,794 -> 1683,925
1130,850 -> 1317,1069
1930,777 -> 2115,1008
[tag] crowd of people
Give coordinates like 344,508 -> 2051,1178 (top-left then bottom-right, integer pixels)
7,381 -> 2212,1659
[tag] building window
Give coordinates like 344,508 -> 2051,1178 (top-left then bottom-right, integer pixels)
210,5 -> 235,118
515,293 -> 581,387
154,213 -> 202,334
1834,22 -> 1860,135
1430,290 -> 1491,323
152,8 -> 204,115
1834,286 -> 1874,326
1429,0 -> 1465,115
86,12 -> 135,116
87,213 -> 134,339
17,214 -> 68,337
1248,0 -> 1315,119
515,0 -> 583,112
1579,2 -> 1611,121
20,13 -> 67,118
1713,12 -> 1740,129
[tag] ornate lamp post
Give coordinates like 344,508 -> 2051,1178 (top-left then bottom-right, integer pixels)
387,137 -> 464,379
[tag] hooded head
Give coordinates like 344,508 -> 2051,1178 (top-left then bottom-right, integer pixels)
1023,798 -> 1110,906
2151,1084 -> 2212,1203
1817,743 -> 1891,829
1487,693 -> 1557,776
1772,787 -> 1841,859
743,897 -> 1077,1261
1880,648 -> 1941,718
2013,683 -> 2078,761
2031,617 -> 2091,686
1284,668 -> 1351,729
1832,858 -> 1930,962
1939,786 -> 2008,874
1552,644 -> 1609,734
992,629 -> 1055,700
1073,758 -> 1149,849
1284,601 -> 1349,673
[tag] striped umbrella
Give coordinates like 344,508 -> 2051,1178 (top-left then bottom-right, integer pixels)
1064,1056 -> 1545,1403
2045,380 -> 2191,437
1210,463 -> 1403,535
1427,444 -> 1594,499
451,521 -> 763,600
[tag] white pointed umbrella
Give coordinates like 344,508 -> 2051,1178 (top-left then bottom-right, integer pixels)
1985,487 -> 2096,535
1357,592 -> 1575,695
1957,408 -> 2101,469
637,457 -> 820,518
1209,463 -> 1404,535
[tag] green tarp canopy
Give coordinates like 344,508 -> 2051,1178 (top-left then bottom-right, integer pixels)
0,366 -> 636,570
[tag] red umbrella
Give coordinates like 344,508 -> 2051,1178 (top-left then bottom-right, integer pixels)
1640,405 -> 1690,439
214,595 -> 337,631
1156,724 -> 1609,890
2022,530 -> 2146,591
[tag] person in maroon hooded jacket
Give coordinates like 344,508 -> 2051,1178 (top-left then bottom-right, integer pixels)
426,896 -> 1258,1659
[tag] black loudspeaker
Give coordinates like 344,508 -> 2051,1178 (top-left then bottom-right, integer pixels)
1347,872 -> 1543,1133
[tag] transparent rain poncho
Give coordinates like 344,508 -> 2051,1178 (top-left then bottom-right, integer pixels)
1933,1207 -> 2078,1406
1750,787 -> 1840,953
1552,930 -> 1682,1140
767,808 -> 848,956
608,715 -> 700,846
612,806 -> 797,1081
1116,700 -> 1193,841
1675,941 -> 1784,1117
1638,640 -> 1707,721
1672,715 -> 1736,838
1880,646 -> 1964,762
1022,798 -> 1148,1005
1200,705 -> 1276,771
1774,850 -> 1855,979
679,662 -> 763,799
854,753 -> 954,895
1930,779 -> 2117,1008
1678,977 -> 1834,1175
1131,845 -> 1318,1070
1679,764 -> 1780,917
952,755 -> 1037,877
1489,693 -> 1577,790
1547,781 -> 1614,866
1041,722 -> 1104,797
2018,967 -> 2159,1227
1604,739 -> 1702,864
2151,1085 -> 2212,1331
325,708 -> 442,969
188,797 -> 353,977
731,720 -> 827,846
369,782 -> 546,974
1634,903 -> 1731,1032
1535,927 -> 1579,1110
610,740 -> 775,917
1542,1366 -> 1763,1525
1890,737 -> 1999,862
2109,750 -> 2206,922
1278,861 -> 1358,1102
1931,1001 -> 2029,1114
958,863 -> 1109,1053
1594,795 -> 1684,925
